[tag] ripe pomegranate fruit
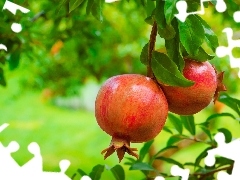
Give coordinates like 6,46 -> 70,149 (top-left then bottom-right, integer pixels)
158,58 -> 226,115
95,74 -> 168,162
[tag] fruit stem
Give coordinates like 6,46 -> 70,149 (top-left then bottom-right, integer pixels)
101,136 -> 138,162
147,21 -> 158,78
213,71 -> 227,103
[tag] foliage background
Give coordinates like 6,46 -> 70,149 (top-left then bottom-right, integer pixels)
0,0 -> 240,179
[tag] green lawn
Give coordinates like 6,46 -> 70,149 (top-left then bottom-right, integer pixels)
0,82 -> 145,179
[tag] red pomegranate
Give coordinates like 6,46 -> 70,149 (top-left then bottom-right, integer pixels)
159,58 -> 226,115
95,74 -> 168,162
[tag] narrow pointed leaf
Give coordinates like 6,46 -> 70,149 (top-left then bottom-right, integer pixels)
200,126 -> 213,141
89,164 -> 105,180
158,24 -> 176,40
165,19 -> 184,71
163,126 -> 173,134
218,128 -> 232,143
205,113 -> 236,123
144,0 -> 155,17
195,147 -> 212,167
69,0 -> 85,12
86,0 -> 94,15
155,157 -> 183,168
178,15 -> 205,56
145,16 -> 154,25
167,135 -> 182,146
152,146 -> 178,160
130,162 -> 155,171
8,51 -> 20,70
168,113 -> 183,134
180,115 -> 196,135
151,51 -> 194,87
155,0 -> 166,29
111,165 -> 125,180
185,46 -> 215,62
56,0 -> 68,13
77,169 -> 87,176
0,68 -> 6,86
140,43 -> 149,65
91,0 -> 104,22
196,15 -> 219,52
218,94 -> 240,116
164,0 -> 178,24
139,140 -> 154,162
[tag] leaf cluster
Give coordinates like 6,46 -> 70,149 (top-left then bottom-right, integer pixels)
122,94 -> 240,179
140,0 -> 219,87
72,164 -> 125,180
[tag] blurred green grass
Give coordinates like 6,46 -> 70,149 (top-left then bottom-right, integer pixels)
0,79 -> 146,179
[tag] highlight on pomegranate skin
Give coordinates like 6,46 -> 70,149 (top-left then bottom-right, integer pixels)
159,58 -> 225,115
95,74 -> 168,162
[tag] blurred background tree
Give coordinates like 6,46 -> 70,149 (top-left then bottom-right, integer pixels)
1,0 -> 239,95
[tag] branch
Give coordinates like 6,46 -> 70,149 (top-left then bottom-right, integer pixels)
149,132 -> 208,172
195,164 -> 233,180
147,21 -> 157,78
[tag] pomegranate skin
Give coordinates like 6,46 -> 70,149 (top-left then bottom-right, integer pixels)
160,59 -> 217,115
95,74 -> 168,143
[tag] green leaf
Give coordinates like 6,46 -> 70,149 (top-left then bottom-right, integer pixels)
7,51 -> 20,70
196,15 -> 219,52
164,0 -> 178,24
205,113 -> 236,125
91,0 -> 104,21
163,126 -> 173,134
195,147 -> 212,167
158,24 -> 176,40
180,115 -> 196,135
155,156 -> 184,168
139,140 -> 154,162
77,169 -> 87,176
218,128 -> 232,143
215,156 -> 234,167
185,47 -> 215,62
56,0 -> 68,13
178,15 -> 205,56
86,0 -> 94,15
168,113 -> 183,134
145,16 -> 154,25
69,0 -> 85,12
129,162 -> 155,171
200,126 -> 212,141
89,164 -> 105,180
144,0 -> 155,17
218,94 -> 240,116
167,135 -> 182,146
183,1 -> 199,12
111,165 -> 125,180
140,43 -> 149,66
155,0 -> 166,29
151,51 -> 194,87
124,157 -> 136,164
151,146 -> 178,162
165,19 -> 184,72
0,67 -> 6,87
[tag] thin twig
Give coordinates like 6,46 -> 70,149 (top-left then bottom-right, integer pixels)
147,21 -> 157,78
195,164 -> 233,180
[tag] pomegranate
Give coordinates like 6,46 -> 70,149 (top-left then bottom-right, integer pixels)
95,74 -> 168,162
158,58 -> 226,115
